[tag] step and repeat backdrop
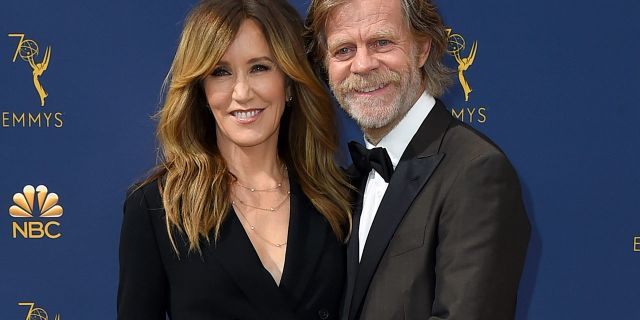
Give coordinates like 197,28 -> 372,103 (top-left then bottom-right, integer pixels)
1,0 -> 638,319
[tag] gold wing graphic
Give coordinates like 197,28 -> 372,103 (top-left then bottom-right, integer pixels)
467,41 -> 477,66
40,46 -> 51,72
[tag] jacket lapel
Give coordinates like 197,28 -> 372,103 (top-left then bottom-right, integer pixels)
205,207 -> 297,320
279,177 -> 327,307
342,166 -> 366,320
348,101 -> 452,320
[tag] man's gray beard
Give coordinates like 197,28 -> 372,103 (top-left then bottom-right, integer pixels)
331,63 -> 423,130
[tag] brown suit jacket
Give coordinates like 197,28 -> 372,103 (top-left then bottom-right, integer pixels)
342,100 -> 530,320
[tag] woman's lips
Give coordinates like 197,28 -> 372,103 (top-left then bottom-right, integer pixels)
231,108 -> 263,124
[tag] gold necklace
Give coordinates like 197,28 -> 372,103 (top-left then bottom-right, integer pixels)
234,165 -> 288,192
233,203 -> 288,248
232,191 -> 290,212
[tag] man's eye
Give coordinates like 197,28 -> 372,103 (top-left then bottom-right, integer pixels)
251,64 -> 271,73
212,67 -> 230,77
338,47 -> 351,55
376,40 -> 390,47
334,47 -> 354,59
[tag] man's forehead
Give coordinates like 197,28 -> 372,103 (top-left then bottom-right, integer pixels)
326,0 -> 402,39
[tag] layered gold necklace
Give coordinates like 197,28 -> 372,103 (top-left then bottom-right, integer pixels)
232,167 -> 290,248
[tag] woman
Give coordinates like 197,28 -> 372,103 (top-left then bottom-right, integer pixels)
117,0 -> 351,319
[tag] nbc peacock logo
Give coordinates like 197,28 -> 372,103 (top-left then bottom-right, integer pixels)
9,185 -> 63,239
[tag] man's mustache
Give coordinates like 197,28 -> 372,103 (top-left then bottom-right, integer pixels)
334,70 -> 401,93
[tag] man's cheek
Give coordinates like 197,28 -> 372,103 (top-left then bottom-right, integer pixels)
328,63 -> 347,81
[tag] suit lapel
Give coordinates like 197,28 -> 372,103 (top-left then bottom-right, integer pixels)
348,101 -> 452,320
279,177 -> 327,307
345,163 -> 367,287
205,207 -> 296,320
342,167 -> 366,319
349,154 -> 444,320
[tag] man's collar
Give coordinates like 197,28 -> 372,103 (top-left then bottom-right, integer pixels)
365,91 -> 435,168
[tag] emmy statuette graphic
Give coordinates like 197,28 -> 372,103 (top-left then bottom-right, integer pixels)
446,29 -> 477,102
18,302 -> 60,320
8,33 -> 51,107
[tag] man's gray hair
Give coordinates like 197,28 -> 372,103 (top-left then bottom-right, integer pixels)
305,0 -> 452,97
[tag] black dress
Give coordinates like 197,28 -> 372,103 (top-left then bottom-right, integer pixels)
117,177 -> 346,320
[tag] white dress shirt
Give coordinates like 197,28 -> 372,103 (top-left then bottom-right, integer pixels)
358,91 -> 436,261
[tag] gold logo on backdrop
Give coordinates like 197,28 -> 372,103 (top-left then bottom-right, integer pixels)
446,29 -> 477,102
8,34 -> 51,107
10,185 -> 63,218
9,185 -> 63,239
18,302 -> 60,320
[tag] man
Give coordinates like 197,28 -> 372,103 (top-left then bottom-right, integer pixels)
305,0 -> 531,319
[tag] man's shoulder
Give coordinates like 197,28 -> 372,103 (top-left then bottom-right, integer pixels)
442,118 -> 509,161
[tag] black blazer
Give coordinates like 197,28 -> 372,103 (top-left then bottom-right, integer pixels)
118,177 -> 345,320
342,100 -> 530,320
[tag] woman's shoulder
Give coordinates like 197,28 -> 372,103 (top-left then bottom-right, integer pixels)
124,178 -> 164,213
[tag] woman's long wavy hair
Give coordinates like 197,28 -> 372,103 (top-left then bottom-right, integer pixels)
144,0 -> 352,253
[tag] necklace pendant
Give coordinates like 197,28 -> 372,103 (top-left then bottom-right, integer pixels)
250,226 -> 255,230
270,207 -> 274,211
276,244 -> 281,247
250,188 -> 255,192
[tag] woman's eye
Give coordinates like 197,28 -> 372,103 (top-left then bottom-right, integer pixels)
211,67 -> 230,77
251,64 -> 271,73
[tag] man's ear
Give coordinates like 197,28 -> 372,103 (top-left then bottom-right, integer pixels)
417,38 -> 432,68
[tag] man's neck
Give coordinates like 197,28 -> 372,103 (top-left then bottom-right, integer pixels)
363,88 -> 424,145
364,114 -> 404,145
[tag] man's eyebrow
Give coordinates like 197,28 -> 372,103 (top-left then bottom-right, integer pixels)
370,29 -> 397,40
327,29 -> 398,49
327,38 -> 351,51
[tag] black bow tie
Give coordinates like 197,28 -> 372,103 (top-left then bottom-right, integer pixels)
348,141 -> 394,183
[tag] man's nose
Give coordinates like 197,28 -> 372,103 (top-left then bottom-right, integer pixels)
350,47 -> 379,74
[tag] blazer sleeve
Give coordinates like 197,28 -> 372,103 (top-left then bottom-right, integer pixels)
117,185 -> 169,320
431,152 -> 530,320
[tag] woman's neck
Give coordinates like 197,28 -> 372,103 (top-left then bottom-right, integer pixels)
218,138 -> 284,189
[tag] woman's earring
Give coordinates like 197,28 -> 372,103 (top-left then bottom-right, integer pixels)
287,96 -> 293,103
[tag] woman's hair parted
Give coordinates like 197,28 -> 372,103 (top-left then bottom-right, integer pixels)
145,0 -> 352,254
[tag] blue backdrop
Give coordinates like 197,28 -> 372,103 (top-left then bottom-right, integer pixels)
1,0 -> 638,319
